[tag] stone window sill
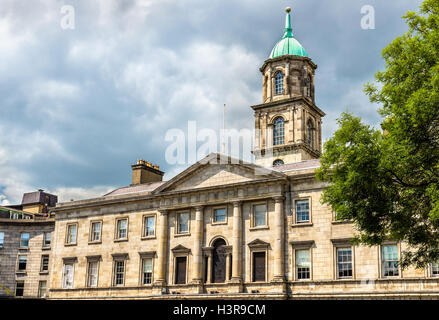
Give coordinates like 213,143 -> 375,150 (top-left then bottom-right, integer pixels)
292,279 -> 312,282
336,277 -> 354,281
212,221 -> 228,226
39,271 -> 49,275
64,243 -> 77,247
290,222 -> 313,228
249,226 -> 269,231
88,241 -> 102,245
174,233 -> 191,238
141,235 -> 156,241
42,246 -> 51,251
16,271 -> 27,275
114,238 -> 128,243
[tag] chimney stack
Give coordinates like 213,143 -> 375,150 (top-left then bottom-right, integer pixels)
131,159 -> 164,185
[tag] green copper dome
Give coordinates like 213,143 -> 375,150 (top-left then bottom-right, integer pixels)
269,8 -> 308,59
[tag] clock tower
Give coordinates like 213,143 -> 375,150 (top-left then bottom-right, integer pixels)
252,7 -> 325,167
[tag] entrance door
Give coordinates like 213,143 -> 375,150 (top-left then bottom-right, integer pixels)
175,257 -> 187,284
253,252 -> 266,282
212,238 -> 227,283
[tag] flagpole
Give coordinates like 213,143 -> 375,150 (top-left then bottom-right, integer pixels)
222,103 -> 226,154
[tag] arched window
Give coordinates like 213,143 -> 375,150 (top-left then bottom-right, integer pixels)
273,159 -> 284,166
212,238 -> 227,283
275,72 -> 284,95
273,117 -> 285,146
307,119 -> 314,148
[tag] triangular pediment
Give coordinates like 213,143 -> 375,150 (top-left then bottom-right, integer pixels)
154,153 -> 286,193
248,239 -> 270,248
171,244 -> 191,253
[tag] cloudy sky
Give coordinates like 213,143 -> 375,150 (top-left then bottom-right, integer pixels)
0,0 -> 423,204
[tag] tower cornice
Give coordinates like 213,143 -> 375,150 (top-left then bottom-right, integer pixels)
260,55 -> 317,73
250,97 -> 325,117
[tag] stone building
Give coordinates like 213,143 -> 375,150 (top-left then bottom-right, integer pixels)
47,9 -> 439,299
0,190 -> 56,298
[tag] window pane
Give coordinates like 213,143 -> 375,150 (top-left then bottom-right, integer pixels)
143,258 -> 153,284
41,256 -> 49,271
382,245 -> 399,277
144,217 -> 155,236
273,117 -> 285,145
296,200 -> 310,223
117,219 -> 127,239
296,250 -> 310,280
63,264 -> 74,288
337,247 -> 353,278
67,225 -> 77,243
114,261 -> 125,285
432,263 -> 439,276
254,205 -> 267,227
18,256 -> 27,271
178,213 -> 189,233
214,208 -> 226,222
43,232 -> 51,247
275,72 -> 284,94
0,232 -> 4,248
38,281 -> 47,298
91,222 -> 101,241
88,262 -> 98,287
15,281 -> 24,297
20,233 -> 30,247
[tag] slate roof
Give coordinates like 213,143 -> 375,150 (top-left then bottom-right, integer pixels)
271,158 -> 320,172
103,181 -> 166,197
21,190 -> 58,207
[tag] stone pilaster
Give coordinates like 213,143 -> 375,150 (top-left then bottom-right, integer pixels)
191,206 -> 204,285
231,201 -> 243,284
154,209 -> 168,288
272,196 -> 285,282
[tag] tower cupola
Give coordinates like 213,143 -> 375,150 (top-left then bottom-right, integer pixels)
269,7 -> 308,58
251,7 -> 325,167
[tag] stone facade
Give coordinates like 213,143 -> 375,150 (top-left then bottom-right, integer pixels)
0,211 -> 54,298
46,156 -> 439,300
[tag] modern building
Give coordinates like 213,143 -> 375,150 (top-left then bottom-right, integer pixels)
40,8 -> 439,299
0,190 -> 56,298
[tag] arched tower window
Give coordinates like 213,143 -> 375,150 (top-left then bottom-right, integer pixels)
273,159 -> 284,166
307,119 -> 314,148
273,117 -> 285,146
275,72 -> 284,95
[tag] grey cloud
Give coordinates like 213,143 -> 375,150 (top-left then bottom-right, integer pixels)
0,0 -> 423,203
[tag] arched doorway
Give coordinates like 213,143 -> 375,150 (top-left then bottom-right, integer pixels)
212,238 -> 227,283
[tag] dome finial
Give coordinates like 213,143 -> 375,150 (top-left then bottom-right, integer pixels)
269,6 -> 308,59
283,6 -> 293,38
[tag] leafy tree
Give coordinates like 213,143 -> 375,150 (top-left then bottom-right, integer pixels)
316,0 -> 439,269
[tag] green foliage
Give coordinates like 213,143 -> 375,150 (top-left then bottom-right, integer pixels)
317,0 -> 439,269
